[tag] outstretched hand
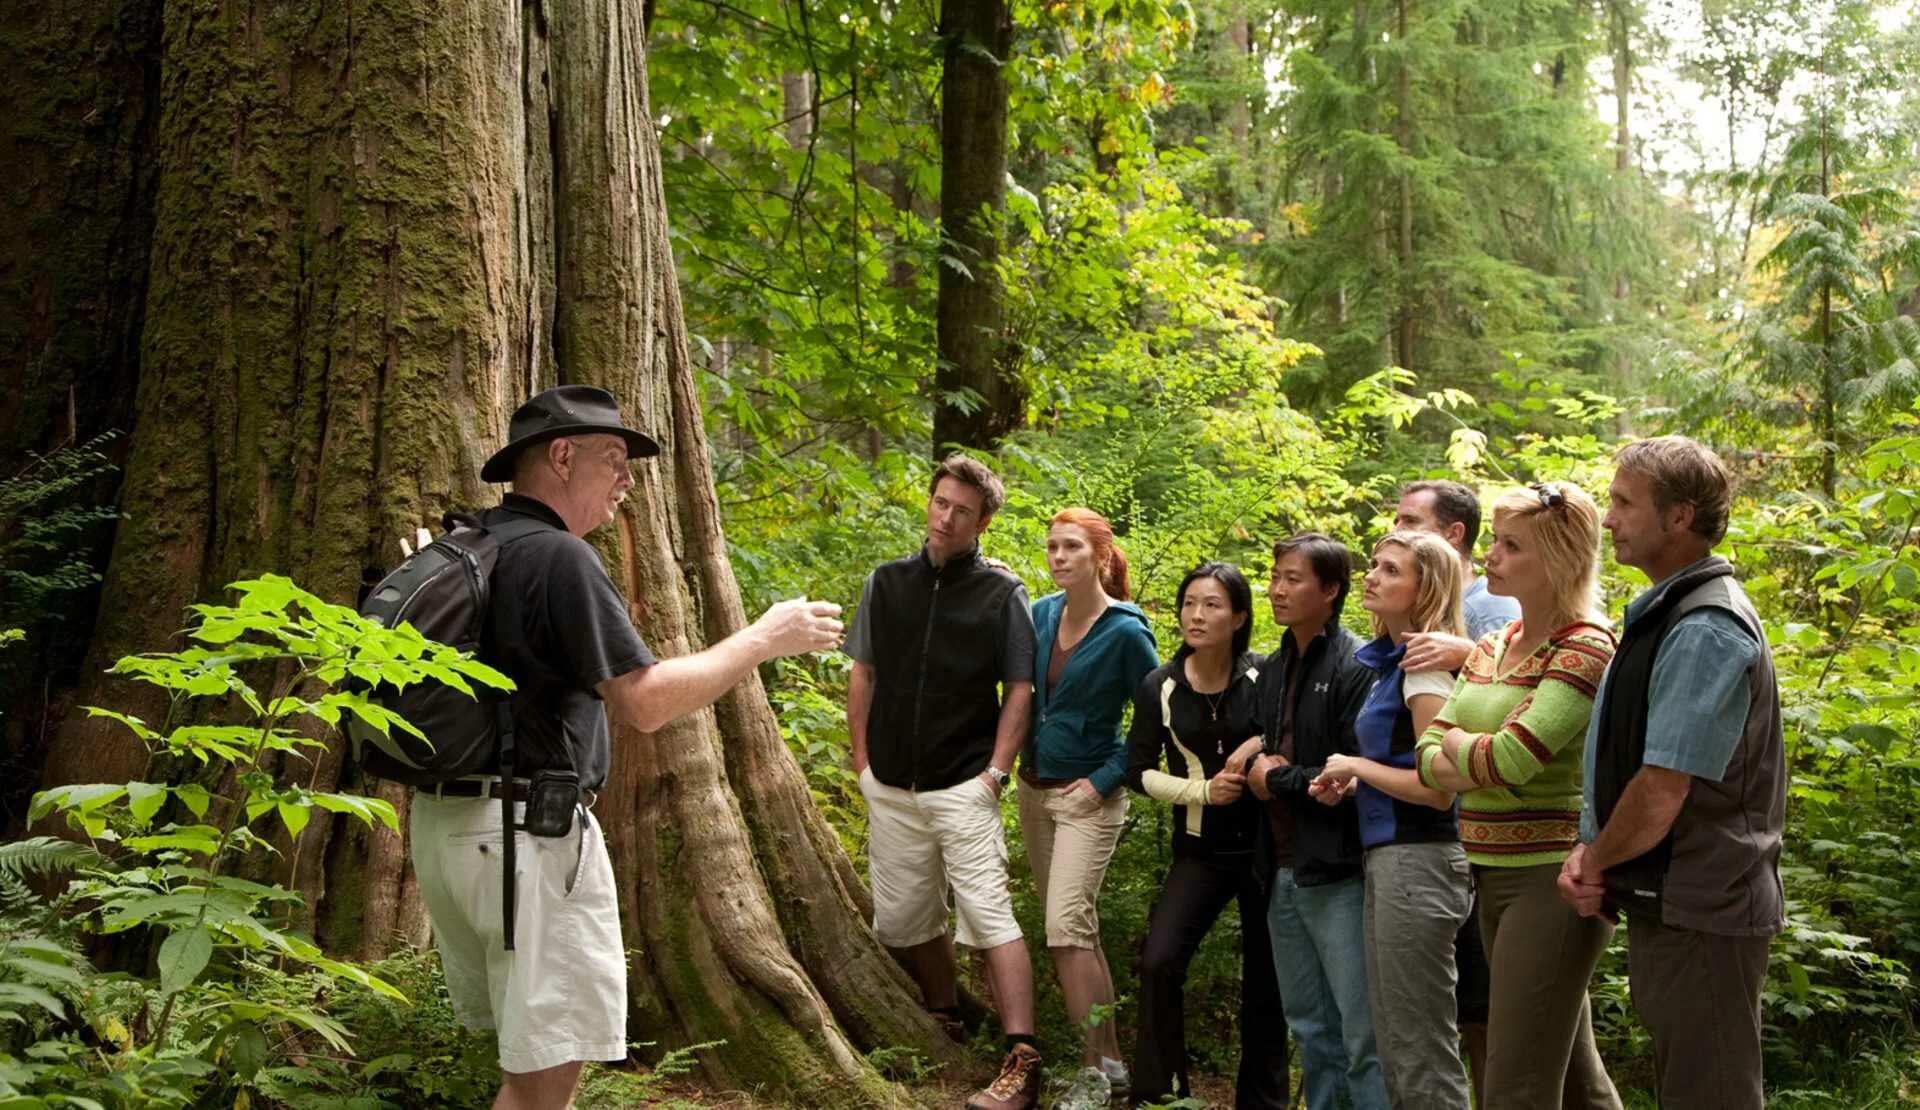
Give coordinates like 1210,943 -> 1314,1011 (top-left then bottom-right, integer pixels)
754,598 -> 845,659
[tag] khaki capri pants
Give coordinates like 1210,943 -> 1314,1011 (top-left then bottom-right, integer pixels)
1018,779 -> 1128,949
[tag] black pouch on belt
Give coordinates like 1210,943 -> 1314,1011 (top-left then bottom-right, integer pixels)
523,769 -> 580,838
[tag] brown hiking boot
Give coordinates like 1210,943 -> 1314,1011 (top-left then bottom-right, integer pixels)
966,1044 -> 1042,1110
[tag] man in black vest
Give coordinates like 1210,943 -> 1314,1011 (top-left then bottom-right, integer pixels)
845,455 -> 1041,1110
1559,435 -> 1785,1109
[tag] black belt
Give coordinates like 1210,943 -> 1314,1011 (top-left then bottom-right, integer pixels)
423,778 -> 598,807
427,777 -> 529,800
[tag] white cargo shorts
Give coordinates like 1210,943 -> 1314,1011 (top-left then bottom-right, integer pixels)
409,791 -> 627,1074
859,767 -> 1023,950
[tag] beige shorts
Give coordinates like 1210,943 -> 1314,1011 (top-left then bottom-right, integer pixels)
859,767 -> 1023,950
409,792 -> 627,1074
1017,780 -> 1128,949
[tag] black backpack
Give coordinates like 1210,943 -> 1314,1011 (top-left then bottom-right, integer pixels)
350,510 -> 557,951
347,511 -> 554,785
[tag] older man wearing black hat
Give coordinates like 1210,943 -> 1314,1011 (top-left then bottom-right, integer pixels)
410,385 -> 844,1110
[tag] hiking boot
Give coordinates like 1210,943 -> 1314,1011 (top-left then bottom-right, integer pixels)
1052,1065 -> 1111,1110
966,1043 -> 1042,1110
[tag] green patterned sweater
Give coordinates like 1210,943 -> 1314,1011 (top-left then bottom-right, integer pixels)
1416,621 -> 1616,868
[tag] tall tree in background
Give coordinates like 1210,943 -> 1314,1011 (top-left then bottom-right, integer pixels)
6,0 -> 951,1099
935,0 -> 1021,451
1252,0 -> 1670,407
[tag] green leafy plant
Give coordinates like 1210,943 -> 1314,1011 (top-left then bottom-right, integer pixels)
7,573 -> 512,1106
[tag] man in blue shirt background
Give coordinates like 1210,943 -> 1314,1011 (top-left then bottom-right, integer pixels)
1393,480 -> 1520,671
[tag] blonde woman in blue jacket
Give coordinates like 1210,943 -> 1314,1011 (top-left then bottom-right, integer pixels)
1020,508 -> 1159,1109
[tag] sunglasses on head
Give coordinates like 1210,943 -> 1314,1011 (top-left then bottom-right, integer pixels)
1530,482 -> 1566,511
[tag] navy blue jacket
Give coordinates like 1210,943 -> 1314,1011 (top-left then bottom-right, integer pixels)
1352,635 -> 1459,849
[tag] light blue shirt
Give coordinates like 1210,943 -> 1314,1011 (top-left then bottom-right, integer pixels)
1463,574 -> 1520,642
1579,562 -> 1759,840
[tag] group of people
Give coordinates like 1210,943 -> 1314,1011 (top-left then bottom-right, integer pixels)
401,386 -> 1783,1110
847,444 -> 1784,1110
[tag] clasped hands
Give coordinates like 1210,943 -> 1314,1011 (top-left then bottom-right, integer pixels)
1207,738 -> 1296,804
1556,844 -> 1614,921
1307,754 -> 1361,807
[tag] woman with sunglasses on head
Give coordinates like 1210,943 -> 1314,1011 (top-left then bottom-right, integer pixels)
1123,563 -> 1290,1109
1019,509 -> 1159,1109
1312,531 -> 1474,1109
1414,483 -> 1623,1110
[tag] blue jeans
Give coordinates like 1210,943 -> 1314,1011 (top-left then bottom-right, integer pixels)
1269,869 -> 1389,1110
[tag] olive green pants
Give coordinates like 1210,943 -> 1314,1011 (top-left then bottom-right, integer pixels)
1475,863 -> 1622,1110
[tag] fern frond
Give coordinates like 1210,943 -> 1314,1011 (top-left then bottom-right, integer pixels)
0,837 -> 107,880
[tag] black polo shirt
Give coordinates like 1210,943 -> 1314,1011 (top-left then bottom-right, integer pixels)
478,493 -> 655,790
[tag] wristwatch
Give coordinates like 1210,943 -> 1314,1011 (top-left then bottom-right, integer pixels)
985,766 -> 1010,789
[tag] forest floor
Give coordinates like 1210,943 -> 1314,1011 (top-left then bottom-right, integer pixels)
575,1057 -> 1241,1107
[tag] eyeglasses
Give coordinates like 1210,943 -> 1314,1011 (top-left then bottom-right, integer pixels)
1530,482 -> 1566,511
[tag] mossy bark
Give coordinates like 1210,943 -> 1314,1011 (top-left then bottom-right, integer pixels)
932,0 -> 1021,453
27,0 -> 941,1099
0,0 -> 160,821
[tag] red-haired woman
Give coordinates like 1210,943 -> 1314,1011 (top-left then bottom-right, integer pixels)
1020,508 -> 1159,1108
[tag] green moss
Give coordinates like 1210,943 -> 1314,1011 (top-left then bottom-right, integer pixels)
647,807 -> 901,1107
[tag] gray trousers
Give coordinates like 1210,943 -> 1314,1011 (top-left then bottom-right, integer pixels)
1627,916 -> 1770,1110
1363,842 -> 1474,1110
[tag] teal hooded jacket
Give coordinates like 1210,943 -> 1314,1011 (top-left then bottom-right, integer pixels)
1023,593 -> 1160,797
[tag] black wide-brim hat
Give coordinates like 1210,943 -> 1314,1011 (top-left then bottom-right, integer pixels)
481,384 -> 662,482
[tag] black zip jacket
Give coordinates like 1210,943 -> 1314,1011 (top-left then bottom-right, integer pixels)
1125,652 -> 1267,857
1254,623 -> 1372,886
863,545 -> 1026,790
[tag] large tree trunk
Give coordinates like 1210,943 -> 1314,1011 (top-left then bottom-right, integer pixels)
27,0 -> 942,1100
0,0 -> 160,825
933,0 -> 1019,453
0,0 -> 157,461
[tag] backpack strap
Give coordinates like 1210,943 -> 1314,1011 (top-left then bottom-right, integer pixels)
468,508 -> 554,952
499,699 -> 520,951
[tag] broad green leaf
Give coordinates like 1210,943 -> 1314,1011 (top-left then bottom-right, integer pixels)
175,783 -> 213,819
157,925 -> 214,995
125,781 -> 168,825
124,826 -> 223,856
277,802 -> 311,839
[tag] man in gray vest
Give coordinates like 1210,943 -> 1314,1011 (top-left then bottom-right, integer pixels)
1559,435 -> 1785,1109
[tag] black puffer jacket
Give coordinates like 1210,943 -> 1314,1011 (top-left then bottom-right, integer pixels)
1253,623 -> 1372,886
1125,651 -> 1267,857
